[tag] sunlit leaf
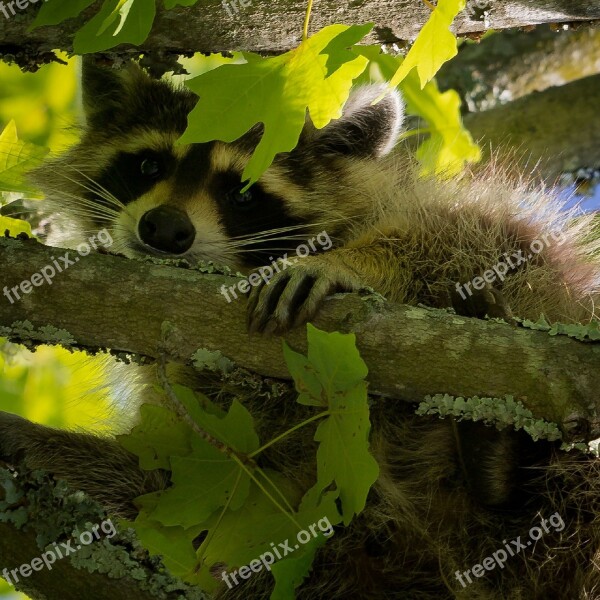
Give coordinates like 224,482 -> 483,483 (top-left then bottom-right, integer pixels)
0,121 -> 49,193
180,24 -> 371,187
387,0 -> 466,89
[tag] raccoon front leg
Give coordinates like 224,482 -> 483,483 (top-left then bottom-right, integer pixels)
0,411 -> 168,518
246,234 -> 517,333
246,237 -> 416,334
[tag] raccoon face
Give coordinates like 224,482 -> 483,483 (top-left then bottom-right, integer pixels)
34,58 -> 404,271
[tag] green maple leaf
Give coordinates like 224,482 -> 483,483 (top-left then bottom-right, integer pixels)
0,216 -> 33,237
192,478 -> 340,595
402,70 -> 481,174
312,382 -> 378,525
179,24 -> 372,186
117,403 -> 194,470
0,121 -> 49,194
123,391 -> 259,529
125,491 -> 204,578
73,0 -> 156,54
355,46 -> 480,175
387,0 -> 466,89
284,324 -> 368,406
126,519 -> 199,578
284,325 -> 378,525
172,386 -> 259,453
30,0 -> 97,28
269,537 -> 324,600
30,0 -> 194,43
149,435 -> 252,528
163,0 -> 198,7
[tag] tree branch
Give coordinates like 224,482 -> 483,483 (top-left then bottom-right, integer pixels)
438,23 -> 600,112
0,464 -> 206,600
0,236 -> 598,438
463,73 -> 600,181
1,0 -> 600,68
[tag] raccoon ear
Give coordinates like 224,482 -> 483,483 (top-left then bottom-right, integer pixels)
80,56 -> 145,128
310,85 -> 404,158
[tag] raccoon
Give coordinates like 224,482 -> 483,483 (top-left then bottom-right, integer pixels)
1,56 -> 600,599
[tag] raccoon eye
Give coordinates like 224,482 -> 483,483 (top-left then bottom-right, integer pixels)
140,158 -> 161,178
227,186 -> 255,209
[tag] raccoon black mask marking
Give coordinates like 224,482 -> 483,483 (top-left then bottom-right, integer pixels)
34,58 -> 403,270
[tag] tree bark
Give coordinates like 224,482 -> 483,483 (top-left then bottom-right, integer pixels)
463,73 -> 600,181
1,0 -> 600,68
0,236 -> 598,437
438,23 -> 600,112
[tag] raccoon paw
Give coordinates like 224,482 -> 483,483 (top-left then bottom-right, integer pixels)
450,282 -> 513,321
246,260 -> 361,334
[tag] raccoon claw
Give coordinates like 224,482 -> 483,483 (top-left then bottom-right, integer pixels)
450,282 -> 513,321
246,263 -> 358,335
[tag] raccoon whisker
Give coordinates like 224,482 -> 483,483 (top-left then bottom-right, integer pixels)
54,169 -> 126,211
42,202 -> 119,223
40,180 -> 124,215
223,234 -> 327,248
37,182 -> 121,212
220,220 -> 332,240
60,211 -> 115,223
223,217 -> 349,242
37,189 -> 121,219
230,247 -> 326,255
77,223 -> 129,238
46,165 -> 125,207
68,169 -> 128,211
224,228 -> 345,248
225,238 -> 341,251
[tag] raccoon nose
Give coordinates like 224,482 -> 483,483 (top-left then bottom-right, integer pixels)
138,206 -> 196,254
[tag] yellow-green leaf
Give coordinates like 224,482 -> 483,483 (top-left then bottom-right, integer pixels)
388,0 -> 466,89
180,24 -> 372,187
0,121 -> 49,193
401,71 -> 481,175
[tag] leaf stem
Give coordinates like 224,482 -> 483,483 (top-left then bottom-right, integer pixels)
303,0 -> 314,41
157,356 -> 257,468
422,0 -> 436,10
234,455 -> 303,530
194,469 -> 243,570
255,468 -> 298,515
250,410 -> 330,458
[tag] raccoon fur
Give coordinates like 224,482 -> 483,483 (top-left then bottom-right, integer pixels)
1,56 -> 600,600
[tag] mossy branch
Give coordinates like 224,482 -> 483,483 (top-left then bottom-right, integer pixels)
0,236 -> 598,441
0,464 -> 207,600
